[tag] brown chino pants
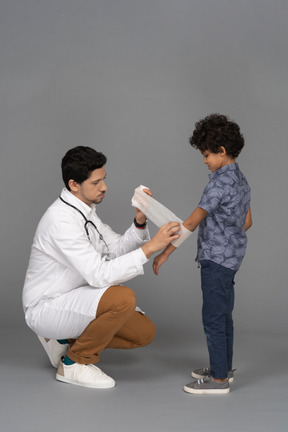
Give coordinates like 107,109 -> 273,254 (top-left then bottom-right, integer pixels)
66,285 -> 156,364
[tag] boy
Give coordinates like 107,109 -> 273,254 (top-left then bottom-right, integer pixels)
153,114 -> 252,394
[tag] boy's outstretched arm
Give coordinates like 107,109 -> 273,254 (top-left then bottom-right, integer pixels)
153,207 -> 208,275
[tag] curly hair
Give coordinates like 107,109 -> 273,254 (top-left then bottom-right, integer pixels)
61,146 -> 107,190
189,114 -> 244,158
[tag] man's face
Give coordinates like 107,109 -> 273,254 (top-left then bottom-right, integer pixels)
72,166 -> 107,206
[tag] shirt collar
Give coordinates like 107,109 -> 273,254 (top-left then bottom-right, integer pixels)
209,163 -> 239,181
60,188 -> 96,217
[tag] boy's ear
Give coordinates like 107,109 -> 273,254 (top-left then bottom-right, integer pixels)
219,146 -> 226,155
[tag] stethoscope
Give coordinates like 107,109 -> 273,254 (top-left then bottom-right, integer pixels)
59,195 -> 111,258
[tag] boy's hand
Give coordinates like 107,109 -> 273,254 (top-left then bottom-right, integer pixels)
153,252 -> 169,275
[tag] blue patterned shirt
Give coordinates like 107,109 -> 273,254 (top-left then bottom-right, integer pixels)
197,163 -> 250,271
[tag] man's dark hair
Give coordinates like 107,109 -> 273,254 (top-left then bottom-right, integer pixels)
189,114 -> 244,158
61,146 -> 107,190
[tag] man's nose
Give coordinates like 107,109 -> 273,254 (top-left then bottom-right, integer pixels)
101,180 -> 108,191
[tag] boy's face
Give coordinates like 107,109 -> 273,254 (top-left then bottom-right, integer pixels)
202,149 -> 226,173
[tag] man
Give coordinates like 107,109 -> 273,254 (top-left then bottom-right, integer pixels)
22,146 -> 180,389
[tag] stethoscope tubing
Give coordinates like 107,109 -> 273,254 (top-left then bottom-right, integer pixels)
59,195 -> 110,255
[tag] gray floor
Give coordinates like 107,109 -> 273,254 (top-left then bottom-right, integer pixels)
1,326 -> 287,432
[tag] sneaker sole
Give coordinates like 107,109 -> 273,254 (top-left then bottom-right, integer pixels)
184,385 -> 230,395
191,372 -> 234,383
56,374 -> 116,389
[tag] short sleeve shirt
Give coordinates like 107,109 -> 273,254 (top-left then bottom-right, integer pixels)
197,163 -> 250,271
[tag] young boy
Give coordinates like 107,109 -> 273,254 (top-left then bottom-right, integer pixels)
153,114 -> 252,394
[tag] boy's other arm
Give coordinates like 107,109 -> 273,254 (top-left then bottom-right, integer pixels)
245,206 -> 252,231
153,207 -> 208,275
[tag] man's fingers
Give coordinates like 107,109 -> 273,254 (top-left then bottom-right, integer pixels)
167,222 -> 181,230
171,233 -> 180,240
143,188 -> 152,197
167,224 -> 181,236
160,222 -> 180,233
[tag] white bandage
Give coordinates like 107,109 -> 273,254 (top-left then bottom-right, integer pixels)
171,224 -> 192,248
131,185 -> 192,247
132,185 -> 183,227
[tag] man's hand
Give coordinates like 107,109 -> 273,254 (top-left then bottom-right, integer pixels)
141,222 -> 180,259
153,252 -> 169,275
135,188 -> 152,224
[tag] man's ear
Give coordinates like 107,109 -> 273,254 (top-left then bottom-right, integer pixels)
68,179 -> 79,192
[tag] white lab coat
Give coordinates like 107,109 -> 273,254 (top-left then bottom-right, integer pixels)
22,188 -> 150,339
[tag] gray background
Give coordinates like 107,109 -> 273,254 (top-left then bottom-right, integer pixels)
0,1 -> 287,431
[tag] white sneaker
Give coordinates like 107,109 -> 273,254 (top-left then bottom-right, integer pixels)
38,336 -> 69,368
56,361 -> 116,389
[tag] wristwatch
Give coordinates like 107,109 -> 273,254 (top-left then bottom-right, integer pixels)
134,217 -> 147,229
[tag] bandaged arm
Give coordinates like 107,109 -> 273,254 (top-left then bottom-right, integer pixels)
171,224 -> 192,247
152,207 -> 208,275
168,207 -> 208,251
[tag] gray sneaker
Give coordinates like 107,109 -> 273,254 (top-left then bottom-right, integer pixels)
191,367 -> 235,383
184,376 -> 230,395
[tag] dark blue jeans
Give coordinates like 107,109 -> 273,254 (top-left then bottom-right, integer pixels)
200,260 -> 236,380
